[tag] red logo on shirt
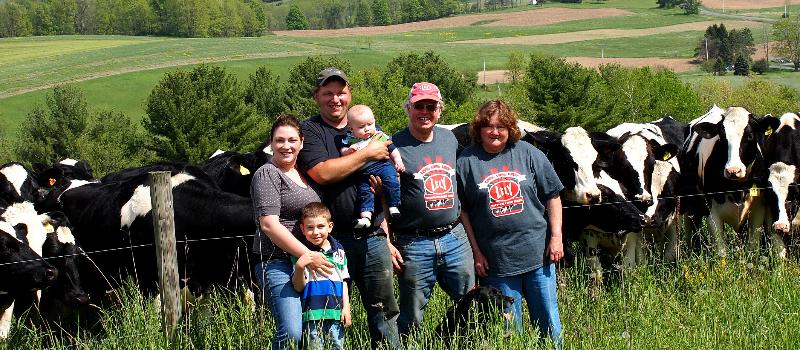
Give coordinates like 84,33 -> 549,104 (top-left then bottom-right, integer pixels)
414,160 -> 455,210
478,170 -> 526,217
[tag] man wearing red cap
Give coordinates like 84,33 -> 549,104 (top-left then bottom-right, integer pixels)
389,82 -> 476,339
297,68 -> 403,349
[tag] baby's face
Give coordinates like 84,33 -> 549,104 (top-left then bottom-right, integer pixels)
348,112 -> 377,139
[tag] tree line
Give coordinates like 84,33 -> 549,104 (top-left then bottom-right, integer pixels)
281,0 -> 529,30
0,0 -> 267,38
2,51 -> 798,175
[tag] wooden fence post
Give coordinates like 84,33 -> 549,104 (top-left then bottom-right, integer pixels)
150,171 -> 181,342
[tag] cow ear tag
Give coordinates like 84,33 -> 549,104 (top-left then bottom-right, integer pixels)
48,178 -> 56,186
662,152 -> 672,161
43,223 -> 54,233
750,184 -> 759,197
239,165 -> 250,175
764,127 -> 772,136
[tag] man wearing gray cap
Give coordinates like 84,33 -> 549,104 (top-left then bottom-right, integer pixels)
297,68 -> 403,349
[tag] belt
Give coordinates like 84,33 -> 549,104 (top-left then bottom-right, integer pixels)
395,220 -> 460,237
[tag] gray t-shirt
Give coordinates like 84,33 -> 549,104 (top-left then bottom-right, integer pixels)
250,163 -> 321,260
392,126 -> 460,232
456,141 -> 563,277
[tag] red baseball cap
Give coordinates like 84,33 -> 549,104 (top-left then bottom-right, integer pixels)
408,82 -> 442,103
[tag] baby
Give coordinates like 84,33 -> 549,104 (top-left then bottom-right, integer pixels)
341,105 -> 404,228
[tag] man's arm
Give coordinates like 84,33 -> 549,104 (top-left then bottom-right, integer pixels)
306,136 -> 392,185
545,194 -> 564,262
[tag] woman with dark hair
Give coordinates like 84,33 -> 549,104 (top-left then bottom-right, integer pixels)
456,100 -> 564,348
251,114 -> 334,350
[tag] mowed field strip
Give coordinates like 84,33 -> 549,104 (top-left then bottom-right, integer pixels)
454,20 -> 762,45
274,8 -> 634,37
702,0 -> 789,9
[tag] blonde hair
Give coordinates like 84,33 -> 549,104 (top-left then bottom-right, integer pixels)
301,202 -> 332,223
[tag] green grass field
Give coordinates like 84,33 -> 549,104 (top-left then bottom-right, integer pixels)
6,251 -> 800,349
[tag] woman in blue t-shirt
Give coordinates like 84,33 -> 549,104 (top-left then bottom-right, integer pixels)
456,100 -> 565,348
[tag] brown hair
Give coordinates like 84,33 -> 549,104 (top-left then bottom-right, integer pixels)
300,202 -> 332,223
469,100 -> 521,145
270,114 -> 303,141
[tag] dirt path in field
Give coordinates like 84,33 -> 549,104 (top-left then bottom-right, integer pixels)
478,41 -> 776,84
455,20 -> 761,45
702,0 -> 787,10
273,8 -> 633,37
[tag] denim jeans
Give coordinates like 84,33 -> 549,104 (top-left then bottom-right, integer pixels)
393,224 -> 475,337
304,319 -> 344,350
358,160 -> 401,213
255,259 -> 302,350
336,233 -> 403,349
481,263 -> 563,349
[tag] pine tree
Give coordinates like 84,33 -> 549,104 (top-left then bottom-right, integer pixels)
285,4 -> 309,30
372,0 -> 390,25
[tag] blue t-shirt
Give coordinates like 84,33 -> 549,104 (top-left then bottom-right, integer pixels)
456,141 -> 563,277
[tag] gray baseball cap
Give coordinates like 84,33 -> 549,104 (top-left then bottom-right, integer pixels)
316,68 -> 349,87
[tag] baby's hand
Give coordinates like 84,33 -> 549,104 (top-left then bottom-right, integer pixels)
395,162 -> 405,173
341,146 -> 357,156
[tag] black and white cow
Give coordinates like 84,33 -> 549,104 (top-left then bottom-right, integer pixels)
681,106 -> 777,257
198,143 -> 272,198
607,120 -> 684,262
0,163 -> 42,208
761,113 -> 800,257
38,163 -> 256,300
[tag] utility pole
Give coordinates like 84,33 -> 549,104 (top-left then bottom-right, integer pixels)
705,38 -> 709,61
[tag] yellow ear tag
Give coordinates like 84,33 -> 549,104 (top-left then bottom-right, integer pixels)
765,127 -> 772,136
750,184 -> 759,197
662,152 -> 672,161
43,223 -> 54,233
239,165 -> 250,176
48,178 -> 56,186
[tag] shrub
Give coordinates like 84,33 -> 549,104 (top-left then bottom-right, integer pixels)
752,58 -> 769,74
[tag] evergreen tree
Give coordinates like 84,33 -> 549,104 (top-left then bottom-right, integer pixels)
16,85 -> 88,165
372,0 -> 390,25
285,4 -> 309,30
245,66 -> 287,123
734,55 -> 750,76
143,64 -> 267,163
355,0 -> 372,26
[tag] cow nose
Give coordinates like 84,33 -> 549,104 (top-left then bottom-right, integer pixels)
586,192 -> 601,204
774,221 -> 790,235
643,216 -> 654,226
725,166 -> 745,179
45,268 -> 58,283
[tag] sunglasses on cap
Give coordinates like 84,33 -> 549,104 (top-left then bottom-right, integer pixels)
412,102 -> 438,112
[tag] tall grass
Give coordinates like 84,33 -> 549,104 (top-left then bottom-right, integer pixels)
5,251 -> 800,349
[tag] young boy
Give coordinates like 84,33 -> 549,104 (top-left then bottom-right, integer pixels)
340,104 -> 405,228
292,202 -> 351,350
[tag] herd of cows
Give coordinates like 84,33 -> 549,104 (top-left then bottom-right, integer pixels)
0,105 -> 798,338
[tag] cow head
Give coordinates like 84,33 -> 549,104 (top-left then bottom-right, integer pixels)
0,162 -> 43,208
526,127 -> 602,204
590,132 -> 646,204
40,212 -> 89,306
692,107 -> 775,181
0,222 -> 57,293
763,113 -> 800,234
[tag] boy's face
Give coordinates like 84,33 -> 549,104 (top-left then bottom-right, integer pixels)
348,111 -> 377,139
302,216 -> 333,247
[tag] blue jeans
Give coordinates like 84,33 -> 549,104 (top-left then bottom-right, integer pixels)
304,319 -> 344,350
394,224 -> 475,337
336,233 -> 403,349
482,264 -> 563,349
358,161 -> 401,213
255,259 -> 302,350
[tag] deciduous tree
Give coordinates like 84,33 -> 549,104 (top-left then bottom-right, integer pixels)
285,4 -> 309,30
773,17 -> 800,71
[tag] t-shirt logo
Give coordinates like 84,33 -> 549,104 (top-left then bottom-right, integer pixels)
414,159 -> 455,210
478,170 -> 526,217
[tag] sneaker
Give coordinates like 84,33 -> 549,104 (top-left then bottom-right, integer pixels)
389,207 -> 401,219
354,217 -> 371,229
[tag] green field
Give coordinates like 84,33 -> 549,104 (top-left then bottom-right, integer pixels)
6,252 -> 800,349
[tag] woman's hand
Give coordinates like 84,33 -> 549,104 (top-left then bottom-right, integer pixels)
305,251 -> 334,277
473,249 -> 489,278
546,237 -> 564,263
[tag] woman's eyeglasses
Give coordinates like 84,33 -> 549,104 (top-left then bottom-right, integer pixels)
412,102 -> 438,112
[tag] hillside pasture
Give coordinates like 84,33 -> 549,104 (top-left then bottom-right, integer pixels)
702,0 -> 789,10
273,7 -> 634,37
